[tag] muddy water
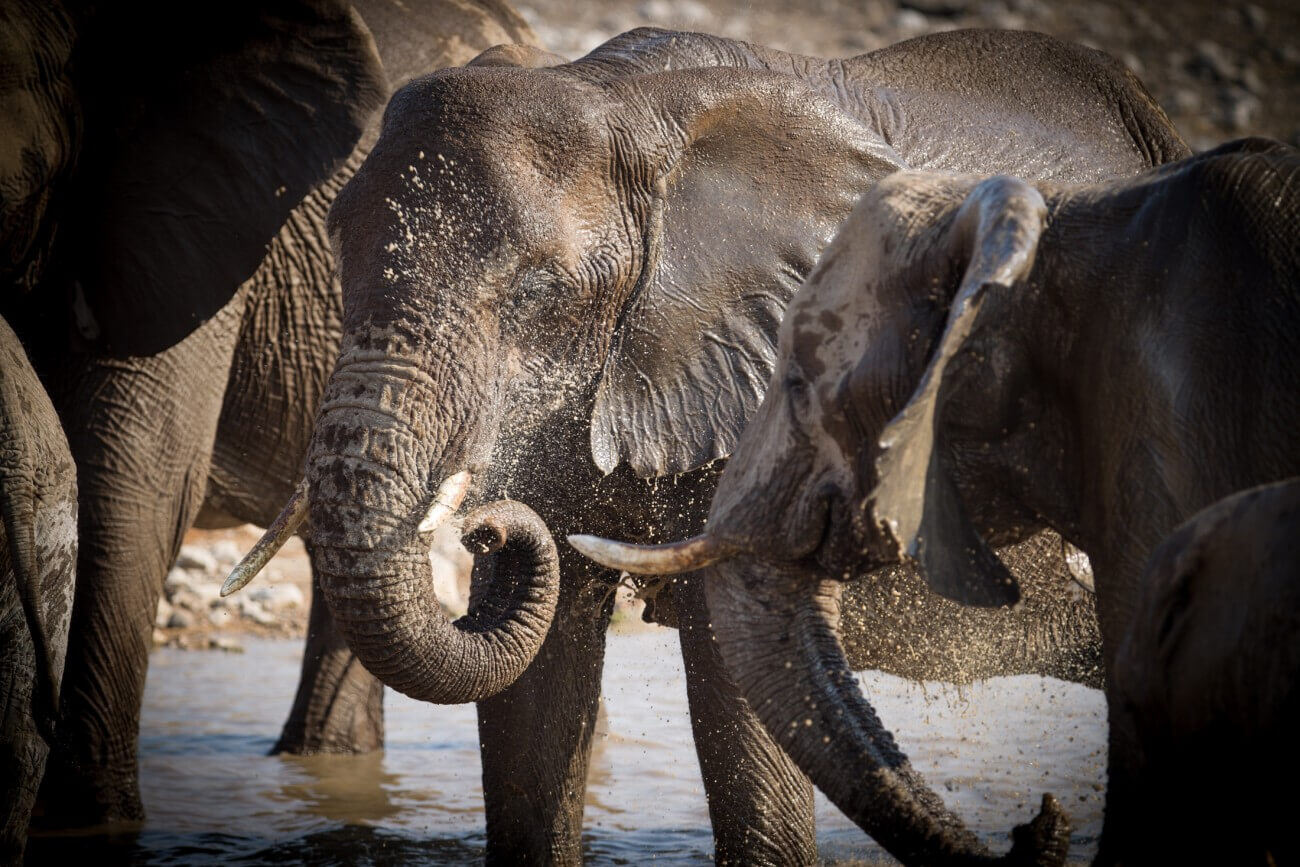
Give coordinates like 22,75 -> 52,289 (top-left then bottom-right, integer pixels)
28,628 -> 1106,865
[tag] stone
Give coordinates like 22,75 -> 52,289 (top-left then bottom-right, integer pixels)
152,628 -> 167,647
238,597 -> 277,626
1190,40 -> 1237,84
248,583 -> 305,611
164,566 -> 197,597
209,636 -> 244,653
893,8 -> 930,34
155,598 -> 174,628
209,540 -> 243,568
167,608 -> 195,629
176,545 -> 217,574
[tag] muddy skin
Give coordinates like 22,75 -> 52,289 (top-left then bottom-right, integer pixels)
662,139 -> 1297,864
314,27 -> 1183,865
0,0 -> 539,830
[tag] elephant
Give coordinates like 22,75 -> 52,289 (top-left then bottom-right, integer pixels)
577,137 -> 1297,863
0,0 -> 538,829
0,317 -> 76,862
226,25 -> 1187,865
1111,477 -> 1300,865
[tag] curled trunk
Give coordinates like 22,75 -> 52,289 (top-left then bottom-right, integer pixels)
705,557 -> 1070,866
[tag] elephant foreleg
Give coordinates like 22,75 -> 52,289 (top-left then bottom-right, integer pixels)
0,592 -> 47,862
271,554 -> 383,755
38,303 -> 243,827
476,548 -> 612,866
675,574 -> 817,866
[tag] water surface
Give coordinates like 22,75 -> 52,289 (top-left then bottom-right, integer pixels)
28,628 -> 1107,864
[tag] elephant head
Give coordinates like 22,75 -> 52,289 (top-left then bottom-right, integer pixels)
0,0 -> 386,355
573,137 -> 1300,858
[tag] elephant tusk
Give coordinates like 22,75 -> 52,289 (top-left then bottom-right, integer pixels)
567,532 -> 732,575
417,471 -> 473,534
221,480 -> 310,597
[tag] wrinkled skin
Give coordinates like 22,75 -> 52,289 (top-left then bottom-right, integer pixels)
316,26 -> 1183,864
0,0 -> 537,828
677,138 -> 1294,863
1112,478 -> 1300,865
0,317 -> 76,862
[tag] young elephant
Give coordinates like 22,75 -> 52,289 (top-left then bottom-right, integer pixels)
1111,478 -> 1300,865
231,25 -> 1187,866
577,137 -> 1298,861
0,318 -> 76,862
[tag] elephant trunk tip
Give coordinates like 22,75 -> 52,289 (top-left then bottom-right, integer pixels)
1005,793 -> 1071,867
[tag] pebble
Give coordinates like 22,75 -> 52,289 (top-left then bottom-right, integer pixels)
248,583 -> 305,611
209,637 -> 244,653
167,608 -> 195,629
165,566 -> 198,596
1190,40 -> 1237,84
209,540 -> 243,568
176,545 -> 218,574
155,598 -> 174,628
238,597 -> 277,626
893,8 -> 931,34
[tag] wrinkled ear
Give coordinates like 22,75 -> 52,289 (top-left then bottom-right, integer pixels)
75,1 -> 386,356
591,70 -> 904,477
872,175 -> 1047,607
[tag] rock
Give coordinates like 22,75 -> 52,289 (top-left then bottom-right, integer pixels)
893,8 -> 930,34
1223,87 -> 1261,131
248,583 -> 305,611
167,608 -> 195,629
176,545 -> 217,574
164,566 -> 198,597
1171,87 -> 1202,114
209,540 -> 243,568
1242,4 -> 1266,33
155,598 -> 174,628
209,607 -> 233,627
209,636 -> 244,653
152,628 -> 167,647
238,597 -> 277,626
170,588 -> 203,613
1190,40 -> 1237,84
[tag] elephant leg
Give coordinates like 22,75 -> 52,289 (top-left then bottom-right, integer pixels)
271,551 -> 384,755
675,574 -> 817,866
38,304 -> 243,827
0,598 -> 47,862
476,549 -> 613,866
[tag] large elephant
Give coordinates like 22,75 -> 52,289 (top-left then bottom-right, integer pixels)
581,138 -> 1296,861
1112,476 -> 1299,864
0,0 -> 537,828
0,317 -> 76,862
228,26 -> 1185,864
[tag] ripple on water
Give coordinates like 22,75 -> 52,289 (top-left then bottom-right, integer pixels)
27,630 -> 1106,865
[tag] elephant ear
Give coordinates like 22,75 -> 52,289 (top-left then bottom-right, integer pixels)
590,69 -> 905,478
872,175 -> 1048,607
74,0 -> 386,356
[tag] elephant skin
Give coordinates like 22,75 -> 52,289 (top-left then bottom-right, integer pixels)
0,0 -> 538,829
658,137 -> 1294,863
0,317 -> 76,863
314,26 -> 1183,865
1111,477 -> 1300,865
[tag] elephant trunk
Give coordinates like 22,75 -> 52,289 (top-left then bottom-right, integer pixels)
705,557 -> 1070,866
307,342 -> 557,704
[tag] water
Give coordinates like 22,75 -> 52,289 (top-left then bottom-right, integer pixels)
27,628 -> 1107,865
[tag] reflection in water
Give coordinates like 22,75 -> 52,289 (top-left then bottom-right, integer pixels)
26,628 -> 1107,865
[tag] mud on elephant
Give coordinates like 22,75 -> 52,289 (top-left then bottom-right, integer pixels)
582,137 -> 1296,863
0,318 -> 76,862
231,25 -> 1185,864
0,0 -> 537,828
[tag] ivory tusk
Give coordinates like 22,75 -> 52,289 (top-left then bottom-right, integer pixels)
221,480 -> 310,597
567,533 -> 731,575
417,471 -> 472,534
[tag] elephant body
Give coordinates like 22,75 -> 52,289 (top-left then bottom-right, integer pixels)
1112,477 -> 1300,865
0,0 -> 538,827
0,317 -> 76,862
305,26 -> 1182,864
646,137 -> 1293,862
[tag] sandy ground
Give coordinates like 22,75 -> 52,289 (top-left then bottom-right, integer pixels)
171,0 -> 1297,649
